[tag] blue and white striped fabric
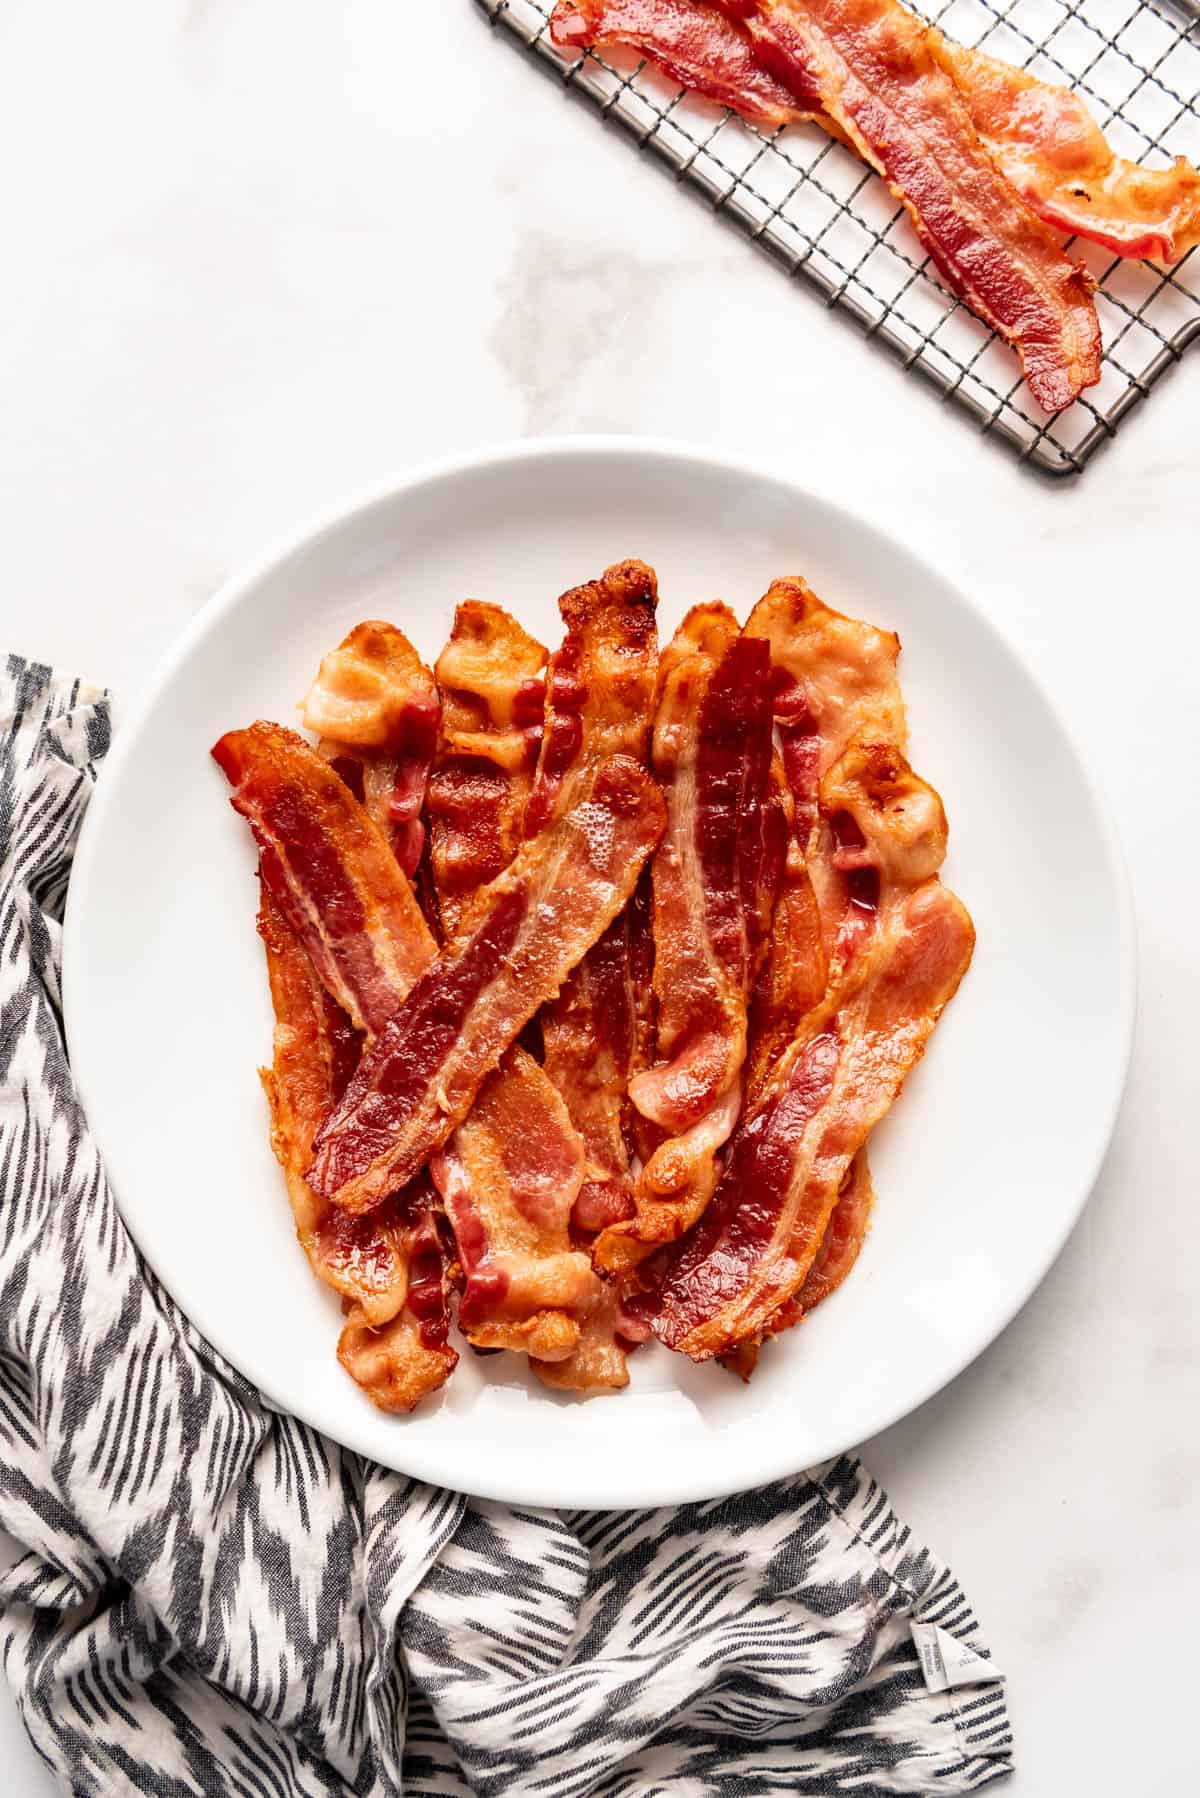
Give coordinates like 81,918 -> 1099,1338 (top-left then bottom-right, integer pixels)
0,657 -> 1013,1797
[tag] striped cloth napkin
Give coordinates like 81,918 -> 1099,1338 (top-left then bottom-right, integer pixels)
0,657 -> 1013,1797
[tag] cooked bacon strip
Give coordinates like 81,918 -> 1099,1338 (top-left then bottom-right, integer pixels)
595,606 -> 777,1272
423,601 -> 606,1362
719,1149 -> 874,1378
787,1147 -> 875,1314
552,0 -> 803,125
258,884 -> 393,1320
724,0 -> 1102,409
631,609 -> 770,1136
653,878 -> 973,1358
337,1189 -> 459,1414
546,899 -> 653,1235
431,1047 -> 599,1362
734,576 -> 937,1364
257,887 -> 457,1409
747,575 -> 906,987
428,602 -> 547,938
302,622 -> 440,878
532,561 -> 660,1236
553,0 -> 1200,266
309,755 -> 666,1214
744,758 -> 827,1107
224,691 -> 594,1370
212,722 -> 436,1034
524,558 -> 659,836
646,576 -> 971,1360
597,611 -> 784,1272
555,0 -> 1101,409
934,36 -> 1200,267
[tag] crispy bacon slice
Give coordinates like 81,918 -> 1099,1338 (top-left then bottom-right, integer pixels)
301,622 -> 440,878
431,1047 -> 599,1361
744,759 -> 827,1107
212,722 -> 436,1034
532,561 -> 660,1237
747,575 -> 908,987
300,619 -> 604,1364
719,1149 -> 874,1378
553,0 -> 1200,266
428,602 -> 547,938
256,887 -> 457,1409
336,1192 -> 459,1414
555,0 -> 1102,409
726,0 -> 1103,408
787,1147 -> 875,1314
551,0 -> 802,122
652,878 -> 973,1358
524,558 -> 659,836
309,754 -> 666,1214
423,601 -> 610,1361
595,605 -> 778,1272
933,35 -> 1200,267
544,895 -> 654,1235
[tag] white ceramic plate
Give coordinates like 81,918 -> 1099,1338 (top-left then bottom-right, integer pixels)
64,438 -> 1134,1509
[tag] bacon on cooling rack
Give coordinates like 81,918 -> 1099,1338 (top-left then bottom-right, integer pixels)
256,886 -> 457,1411
301,622 -> 440,879
553,0 -> 1200,267
594,603 -> 780,1273
308,753 -> 666,1216
551,0 -> 804,129
553,0 -> 1102,411
428,601 -> 547,938
530,560 -> 660,1237
212,721 -> 436,1034
933,35 -> 1200,267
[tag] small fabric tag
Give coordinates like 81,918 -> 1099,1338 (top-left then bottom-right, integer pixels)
910,1622 -> 1005,1694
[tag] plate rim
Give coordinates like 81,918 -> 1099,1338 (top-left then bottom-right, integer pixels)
62,433 -> 1138,1506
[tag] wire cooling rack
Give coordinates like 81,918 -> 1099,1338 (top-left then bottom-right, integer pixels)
479,0 -> 1200,473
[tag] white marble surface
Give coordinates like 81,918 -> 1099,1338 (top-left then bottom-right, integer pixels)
1,2 -> 1197,1793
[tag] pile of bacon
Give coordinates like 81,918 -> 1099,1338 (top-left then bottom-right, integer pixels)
213,560 -> 974,1411
548,0 -> 1200,413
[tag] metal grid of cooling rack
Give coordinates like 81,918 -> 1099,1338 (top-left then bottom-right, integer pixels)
479,0 -> 1200,473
